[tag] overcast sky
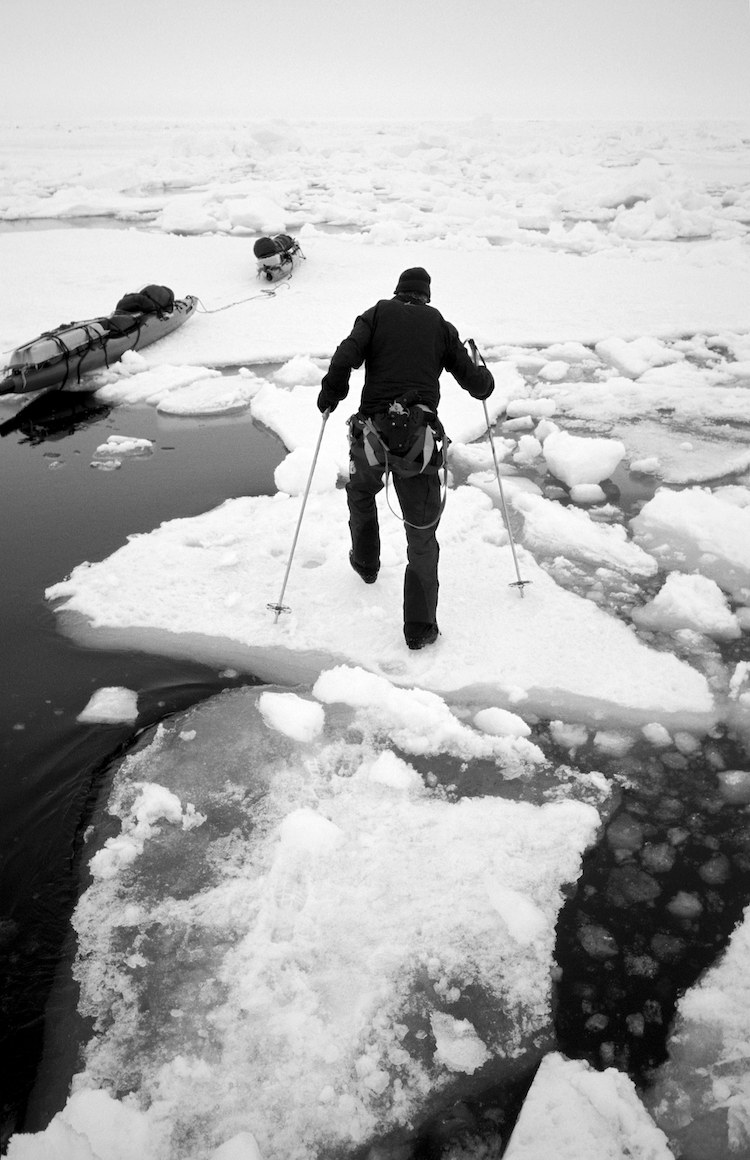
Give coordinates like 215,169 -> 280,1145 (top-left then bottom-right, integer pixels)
4,0 -> 750,122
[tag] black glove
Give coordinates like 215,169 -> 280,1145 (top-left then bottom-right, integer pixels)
471,367 -> 495,400
317,389 -> 337,414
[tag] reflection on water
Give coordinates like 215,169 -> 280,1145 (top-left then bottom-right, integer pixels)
0,390 -> 112,445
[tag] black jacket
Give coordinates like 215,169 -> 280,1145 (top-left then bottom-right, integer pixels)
320,297 -> 493,416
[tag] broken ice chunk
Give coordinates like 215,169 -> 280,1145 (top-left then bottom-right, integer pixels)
430,1012 -> 490,1074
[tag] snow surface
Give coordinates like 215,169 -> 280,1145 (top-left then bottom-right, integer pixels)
6,116 -> 750,1158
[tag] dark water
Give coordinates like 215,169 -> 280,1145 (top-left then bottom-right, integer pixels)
0,394 -> 285,1142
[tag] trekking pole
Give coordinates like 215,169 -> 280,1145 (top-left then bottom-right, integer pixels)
267,409 -> 330,623
467,339 -> 531,598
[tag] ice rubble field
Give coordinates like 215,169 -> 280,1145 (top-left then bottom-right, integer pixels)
5,118 -> 750,1157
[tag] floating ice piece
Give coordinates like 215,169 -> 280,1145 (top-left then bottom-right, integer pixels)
596,337 -> 652,379
513,491 -> 657,576
615,421 -> 750,487
631,486 -> 750,602
363,750 -> 423,791
716,769 -> 750,803
77,686 -> 138,724
258,691 -> 325,742
156,375 -> 258,416
642,723 -> 672,748
550,721 -> 589,752
535,417 -> 558,443
593,731 -> 633,756
506,398 -> 557,419
667,891 -> 702,918
538,361 -> 569,382
514,434 -> 542,464
595,336 -> 684,380
468,469 -> 543,508
448,436 -> 513,474
473,707 -> 531,738
504,1052 -> 673,1160
543,429 -> 625,487
632,572 -> 741,640
540,342 -> 594,363
570,483 -> 606,505
430,1012 -> 490,1074
89,780 -> 205,879
92,435 -> 153,458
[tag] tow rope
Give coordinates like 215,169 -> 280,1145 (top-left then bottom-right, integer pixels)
194,280 -> 291,314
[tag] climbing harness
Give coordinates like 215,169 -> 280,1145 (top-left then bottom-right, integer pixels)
466,338 -> 531,597
352,393 -> 450,530
268,409 -> 330,623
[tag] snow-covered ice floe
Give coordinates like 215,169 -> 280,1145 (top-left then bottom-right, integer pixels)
504,1052 -> 674,1160
45,479 -> 716,732
8,681 -> 600,1159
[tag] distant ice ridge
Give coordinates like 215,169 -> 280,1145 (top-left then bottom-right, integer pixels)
8,680 -> 601,1159
0,119 -> 748,252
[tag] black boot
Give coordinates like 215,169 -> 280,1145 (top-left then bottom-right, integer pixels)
349,550 -> 378,584
404,622 -> 439,650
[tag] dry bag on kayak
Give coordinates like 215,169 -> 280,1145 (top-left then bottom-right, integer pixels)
115,284 -> 175,316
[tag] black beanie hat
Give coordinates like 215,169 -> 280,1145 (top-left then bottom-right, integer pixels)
394,267 -> 431,301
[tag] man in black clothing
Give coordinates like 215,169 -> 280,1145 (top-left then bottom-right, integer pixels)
317,267 -> 494,650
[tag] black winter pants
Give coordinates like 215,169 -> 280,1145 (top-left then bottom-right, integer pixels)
347,435 -> 441,629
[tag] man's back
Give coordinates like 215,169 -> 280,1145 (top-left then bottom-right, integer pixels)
358,297 -> 455,413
